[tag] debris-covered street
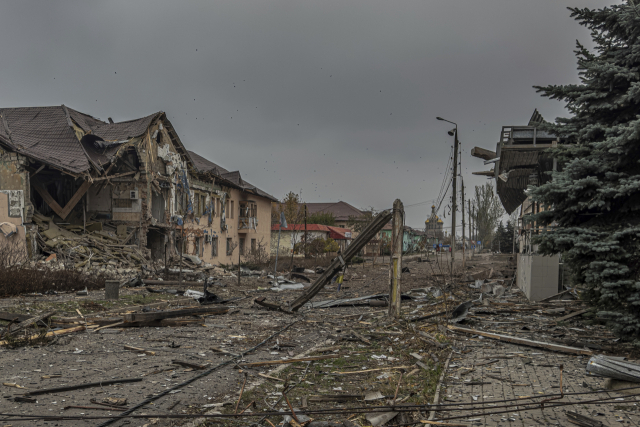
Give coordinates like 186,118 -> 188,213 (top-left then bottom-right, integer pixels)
4,1 -> 640,426
2,253 -> 640,427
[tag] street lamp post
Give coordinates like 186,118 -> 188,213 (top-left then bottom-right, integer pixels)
437,117 -> 459,273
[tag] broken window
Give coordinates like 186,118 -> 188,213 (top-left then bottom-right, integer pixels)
195,237 -> 201,256
251,238 -> 256,254
226,237 -> 233,255
230,201 -> 234,219
239,237 -> 245,255
211,236 -> 218,257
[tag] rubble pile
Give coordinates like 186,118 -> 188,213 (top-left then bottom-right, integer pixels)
32,213 -> 146,275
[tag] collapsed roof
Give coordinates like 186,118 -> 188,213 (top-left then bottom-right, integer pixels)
0,105 -> 189,175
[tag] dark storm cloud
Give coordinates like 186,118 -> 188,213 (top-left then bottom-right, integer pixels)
0,0 -> 620,229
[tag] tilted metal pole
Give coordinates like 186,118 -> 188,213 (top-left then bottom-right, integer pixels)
286,209 -> 393,312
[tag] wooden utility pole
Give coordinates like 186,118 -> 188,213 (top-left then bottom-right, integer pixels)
304,204 -> 308,258
389,199 -> 404,318
461,179 -> 466,270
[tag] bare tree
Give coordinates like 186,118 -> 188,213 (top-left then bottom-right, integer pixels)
473,182 -> 505,249
271,190 -> 307,266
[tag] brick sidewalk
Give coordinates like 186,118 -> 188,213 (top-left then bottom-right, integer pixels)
434,338 -> 640,426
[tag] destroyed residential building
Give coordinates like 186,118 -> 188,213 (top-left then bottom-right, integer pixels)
471,109 -> 563,300
0,105 -> 276,269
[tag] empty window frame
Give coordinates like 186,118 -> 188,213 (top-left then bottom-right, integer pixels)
226,238 -> 233,255
211,236 -> 218,257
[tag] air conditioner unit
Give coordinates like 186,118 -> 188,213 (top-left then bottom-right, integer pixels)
130,190 -> 139,199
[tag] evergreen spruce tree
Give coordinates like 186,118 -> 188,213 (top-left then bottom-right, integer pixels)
531,2 -> 640,339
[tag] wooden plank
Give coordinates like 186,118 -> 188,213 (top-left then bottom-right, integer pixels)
240,354 -> 340,367
257,373 -> 285,382
31,178 -> 65,218
92,171 -> 136,181
124,345 -> 155,356
555,309 -> 590,323
31,177 -> 91,220
8,311 -> 56,334
59,180 -> 92,219
447,325 -> 593,356
93,322 -> 124,332
123,306 -> 228,323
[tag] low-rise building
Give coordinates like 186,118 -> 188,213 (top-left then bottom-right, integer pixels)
270,224 -> 352,256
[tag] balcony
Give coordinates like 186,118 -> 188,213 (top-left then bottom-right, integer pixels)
238,216 -> 258,232
238,201 -> 257,232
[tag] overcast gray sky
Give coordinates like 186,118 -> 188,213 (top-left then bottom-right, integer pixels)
0,0 -> 618,231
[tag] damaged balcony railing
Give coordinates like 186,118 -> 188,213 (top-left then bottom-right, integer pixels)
238,216 -> 258,230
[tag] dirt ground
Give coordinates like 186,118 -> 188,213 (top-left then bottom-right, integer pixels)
1,252 -> 636,427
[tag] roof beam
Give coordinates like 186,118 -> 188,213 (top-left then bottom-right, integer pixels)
472,170 -> 495,177
471,147 -> 497,161
32,177 -> 91,220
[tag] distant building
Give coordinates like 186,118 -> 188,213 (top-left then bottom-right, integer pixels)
424,205 -> 443,246
304,201 -> 363,229
270,224 -> 352,255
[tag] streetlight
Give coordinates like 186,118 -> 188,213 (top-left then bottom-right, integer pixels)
437,116 -> 459,272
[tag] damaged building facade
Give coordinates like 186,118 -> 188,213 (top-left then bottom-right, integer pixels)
471,109 -> 562,301
0,105 -> 276,269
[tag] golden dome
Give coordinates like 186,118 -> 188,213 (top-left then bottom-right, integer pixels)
437,219 -> 443,223
425,219 -> 430,223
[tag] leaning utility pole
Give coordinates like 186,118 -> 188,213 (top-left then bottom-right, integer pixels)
389,199 -> 404,318
461,178 -> 466,270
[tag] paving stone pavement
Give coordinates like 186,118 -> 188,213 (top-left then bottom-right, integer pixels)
434,338 -> 640,426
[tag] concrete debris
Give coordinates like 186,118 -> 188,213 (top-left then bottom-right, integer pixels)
492,284 -> 505,297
